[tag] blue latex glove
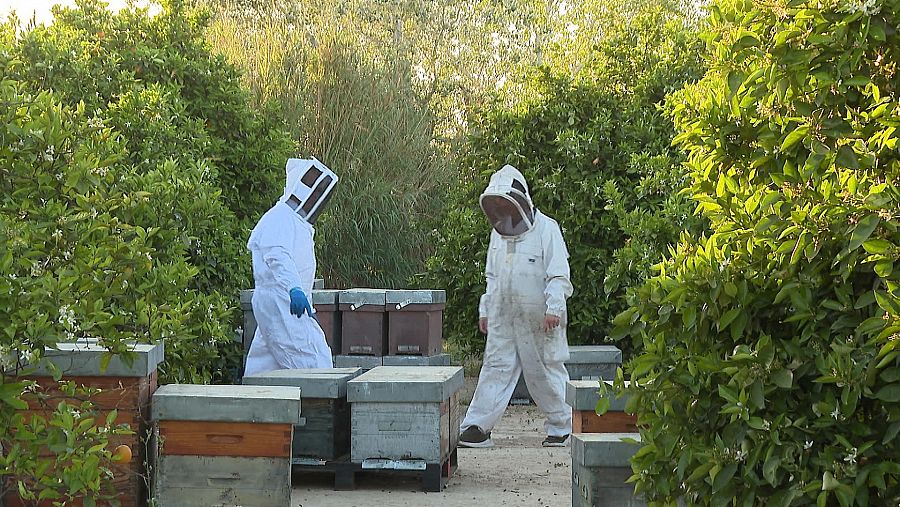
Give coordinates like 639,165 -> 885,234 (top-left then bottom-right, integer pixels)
289,287 -> 313,318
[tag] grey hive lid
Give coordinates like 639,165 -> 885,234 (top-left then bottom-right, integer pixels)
385,289 -> 446,305
30,340 -> 164,377
382,353 -> 451,366
338,288 -> 387,306
347,366 -> 464,403
566,345 -> 622,364
565,380 -> 631,412
311,289 -> 340,305
152,384 -> 302,424
571,433 -> 641,467
242,368 -> 363,398
313,278 -> 325,289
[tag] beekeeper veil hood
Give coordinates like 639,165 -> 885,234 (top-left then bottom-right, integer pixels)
281,157 -> 338,225
479,164 -> 535,237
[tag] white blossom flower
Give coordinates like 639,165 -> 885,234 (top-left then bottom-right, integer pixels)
844,447 -> 858,466
842,0 -> 880,15
804,440 -> 813,450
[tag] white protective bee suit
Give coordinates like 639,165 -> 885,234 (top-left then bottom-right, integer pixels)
243,158 -> 337,375
461,165 -> 574,437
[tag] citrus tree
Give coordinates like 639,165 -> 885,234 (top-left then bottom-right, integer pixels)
611,0 -> 900,504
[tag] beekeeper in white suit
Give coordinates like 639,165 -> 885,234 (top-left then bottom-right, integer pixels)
243,158 -> 337,375
459,164 -> 573,448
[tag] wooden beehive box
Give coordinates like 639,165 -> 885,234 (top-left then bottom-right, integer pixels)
566,380 -> 637,433
312,289 -> 342,354
339,289 -> 388,356
242,368 -> 363,461
571,433 -> 644,507
7,340 -> 164,507
151,384 -> 302,507
385,289 -> 445,356
347,366 -> 463,464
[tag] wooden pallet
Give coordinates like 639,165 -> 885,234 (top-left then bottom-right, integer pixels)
292,447 -> 458,492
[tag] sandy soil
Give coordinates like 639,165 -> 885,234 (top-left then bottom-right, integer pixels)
290,403 -> 572,507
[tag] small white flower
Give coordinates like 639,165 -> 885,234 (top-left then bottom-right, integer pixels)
55,173 -> 63,181
842,0 -> 880,15
804,440 -> 813,450
831,407 -> 841,420
844,447 -> 858,465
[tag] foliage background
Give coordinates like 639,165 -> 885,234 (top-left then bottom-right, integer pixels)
611,0 -> 900,504
423,0 -> 707,356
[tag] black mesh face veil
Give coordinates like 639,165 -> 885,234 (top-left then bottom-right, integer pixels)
481,194 -> 530,236
300,166 -> 323,186
508,191 -> 534,224
299,175 -> 335,224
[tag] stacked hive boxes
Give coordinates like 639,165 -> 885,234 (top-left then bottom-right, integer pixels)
6,340 -> 163,507
239,287 -> 450,374
566,380 -> 636,433
241,368 -> 363,462
151,384 -> 302,507
347,366 -> 463,491
571,433 -> 644,507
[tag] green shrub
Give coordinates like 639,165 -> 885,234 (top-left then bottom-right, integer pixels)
0,53 -> 176,504
611,0 -> 900,504
4,0 -> 298,382
424,0 -> 705,357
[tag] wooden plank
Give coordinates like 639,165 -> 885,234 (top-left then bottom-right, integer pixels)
157,421 -> 292,458
573,410 -> 637,434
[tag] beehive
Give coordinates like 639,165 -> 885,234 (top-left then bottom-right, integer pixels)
151,384 -> 302,507
8,340 -> 164,507
339,289 -> 388,356
312,289 -> 342,353
566,380 -> 637,433
385,289 -> 445,356
347,366 -> 463,464
571,433 -> 644,507
242,368 -> 363,461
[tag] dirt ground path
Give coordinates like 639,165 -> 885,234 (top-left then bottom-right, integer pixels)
291,404 -> 572,507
